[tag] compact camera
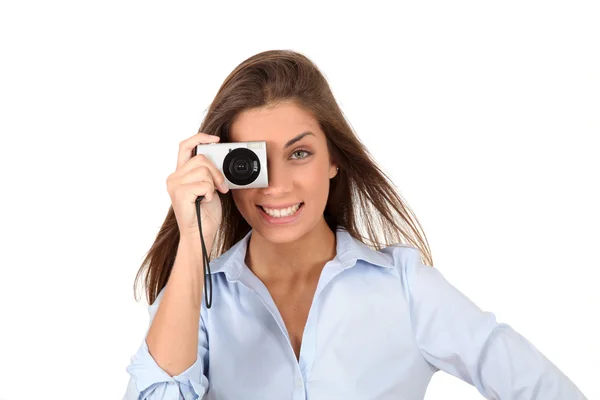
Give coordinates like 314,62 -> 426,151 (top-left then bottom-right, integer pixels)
193,141 -> 269,189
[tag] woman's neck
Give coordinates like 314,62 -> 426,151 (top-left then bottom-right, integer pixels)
245,219 -> 336,284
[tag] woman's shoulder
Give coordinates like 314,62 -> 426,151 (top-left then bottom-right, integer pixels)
342,229 -> 423,272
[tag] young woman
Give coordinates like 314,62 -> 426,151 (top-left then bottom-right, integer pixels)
122,50 -> 587,399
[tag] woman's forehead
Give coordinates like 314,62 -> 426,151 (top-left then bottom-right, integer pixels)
230,103 -> 323,143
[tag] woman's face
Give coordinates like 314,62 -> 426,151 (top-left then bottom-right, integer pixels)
229,101 -> 338,244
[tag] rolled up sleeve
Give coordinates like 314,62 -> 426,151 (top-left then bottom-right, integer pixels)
122,288 -> 210,400
399,247 -> 587,399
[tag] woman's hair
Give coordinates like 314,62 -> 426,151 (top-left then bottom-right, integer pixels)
134,49 -> 434,305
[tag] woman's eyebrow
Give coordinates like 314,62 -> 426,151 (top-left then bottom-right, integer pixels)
283,131 -> 315,149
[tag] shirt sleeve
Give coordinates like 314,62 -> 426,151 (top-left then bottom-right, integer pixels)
122,287 -> 210,400
399,247 -> 587,400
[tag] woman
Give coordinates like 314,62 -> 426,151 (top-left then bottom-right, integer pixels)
122,50 -> 586,399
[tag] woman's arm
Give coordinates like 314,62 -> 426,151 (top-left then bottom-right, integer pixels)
123,235 -> 211,400
397,247 -> 587,399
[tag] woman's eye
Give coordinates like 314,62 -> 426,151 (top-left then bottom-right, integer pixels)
290,149 -> 312,160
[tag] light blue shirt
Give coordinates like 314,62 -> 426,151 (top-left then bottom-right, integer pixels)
123,226 -> 586,399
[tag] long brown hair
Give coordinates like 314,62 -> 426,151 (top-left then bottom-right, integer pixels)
133,49 -> 434,305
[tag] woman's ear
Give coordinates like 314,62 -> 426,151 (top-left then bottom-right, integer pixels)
329,164 -> 339,180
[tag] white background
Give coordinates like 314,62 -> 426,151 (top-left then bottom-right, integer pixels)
1,1 -> 598,399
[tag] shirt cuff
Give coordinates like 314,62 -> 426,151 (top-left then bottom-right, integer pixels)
126,338 -> 208,399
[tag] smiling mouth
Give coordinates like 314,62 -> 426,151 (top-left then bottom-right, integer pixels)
257,202 -> 304,216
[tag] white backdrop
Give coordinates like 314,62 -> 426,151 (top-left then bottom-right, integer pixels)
0,1 -> 598,399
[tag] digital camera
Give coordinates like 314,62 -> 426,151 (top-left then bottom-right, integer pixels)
193,141 -> 269,189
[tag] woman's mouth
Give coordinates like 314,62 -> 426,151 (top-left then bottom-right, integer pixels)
256,202 -> 305,224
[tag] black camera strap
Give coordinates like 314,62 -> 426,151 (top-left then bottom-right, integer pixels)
195,196 -> 213,309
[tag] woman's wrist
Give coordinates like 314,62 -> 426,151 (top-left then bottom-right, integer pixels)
178,230 -> 215,258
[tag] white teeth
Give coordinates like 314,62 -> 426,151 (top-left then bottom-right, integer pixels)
262,203 -> 301,218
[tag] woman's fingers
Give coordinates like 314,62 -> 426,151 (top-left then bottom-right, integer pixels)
176,132 -> 220,170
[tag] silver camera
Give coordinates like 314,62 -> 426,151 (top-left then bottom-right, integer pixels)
193,141 -> 269,189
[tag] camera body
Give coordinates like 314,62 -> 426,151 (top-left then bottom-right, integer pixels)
193,141 -> 269,189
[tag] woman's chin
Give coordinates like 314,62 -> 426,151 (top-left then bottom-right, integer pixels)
254,224 -> 305,243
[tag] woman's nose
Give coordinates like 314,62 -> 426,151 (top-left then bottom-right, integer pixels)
262,163 -> 292,195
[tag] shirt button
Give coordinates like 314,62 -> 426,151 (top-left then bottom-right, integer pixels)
296,378 -> 303,388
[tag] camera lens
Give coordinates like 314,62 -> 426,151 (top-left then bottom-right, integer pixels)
223,147 -> 261,186
234,159 -> 250,176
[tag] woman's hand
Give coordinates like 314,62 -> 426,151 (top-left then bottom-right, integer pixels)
166,132 -> 229,243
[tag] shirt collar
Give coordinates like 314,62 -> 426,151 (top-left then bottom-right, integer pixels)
207,225 -> 396,280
